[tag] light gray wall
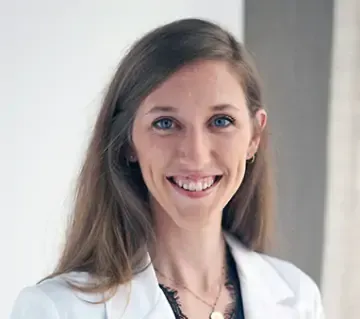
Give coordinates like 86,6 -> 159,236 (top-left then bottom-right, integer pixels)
244,0 -> 333,285
321,1 -> 360,317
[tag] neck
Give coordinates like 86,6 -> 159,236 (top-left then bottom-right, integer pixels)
150,213 -> 226,292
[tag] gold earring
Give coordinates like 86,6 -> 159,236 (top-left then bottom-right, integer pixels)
126,155 -> 136,166
247,154 -> 256,164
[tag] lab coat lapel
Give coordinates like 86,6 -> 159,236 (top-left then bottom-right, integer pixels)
225,234 -> 300,319
105,255 -> 175,319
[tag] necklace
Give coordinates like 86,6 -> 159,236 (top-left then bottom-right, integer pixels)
155,268 -> 225,319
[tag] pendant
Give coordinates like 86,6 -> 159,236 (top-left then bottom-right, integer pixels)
210,311 -> 224,319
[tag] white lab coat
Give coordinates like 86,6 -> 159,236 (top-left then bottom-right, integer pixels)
10,234 -> 325,318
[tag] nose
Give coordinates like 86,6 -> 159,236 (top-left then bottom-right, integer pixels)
177,128 -> 212,169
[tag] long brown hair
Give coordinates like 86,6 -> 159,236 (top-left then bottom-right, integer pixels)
48,18 -> 274,296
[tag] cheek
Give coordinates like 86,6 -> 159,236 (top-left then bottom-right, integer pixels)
216,132 -> 250,163
216,134 -> 250,190
135,135 -> 173,174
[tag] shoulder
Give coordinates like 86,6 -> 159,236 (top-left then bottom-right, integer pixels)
225,234 -> 324,317
258,253 -> 324,317
227,234 -> 321,296
10,272 -> 106,319
261,253 -> 322,297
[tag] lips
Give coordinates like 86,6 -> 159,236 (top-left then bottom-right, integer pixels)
167,175 -> 222,192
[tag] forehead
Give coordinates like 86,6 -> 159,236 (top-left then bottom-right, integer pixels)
141,60 -> 246,109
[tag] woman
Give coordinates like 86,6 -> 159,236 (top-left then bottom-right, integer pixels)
11,18 -> 324,319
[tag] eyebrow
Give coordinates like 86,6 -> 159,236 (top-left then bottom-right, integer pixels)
145,104 -> 240,115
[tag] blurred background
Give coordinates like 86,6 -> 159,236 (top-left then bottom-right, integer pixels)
1,0 -> 359,318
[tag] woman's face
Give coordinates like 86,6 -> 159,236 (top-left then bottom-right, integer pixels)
132,60 -> 266,229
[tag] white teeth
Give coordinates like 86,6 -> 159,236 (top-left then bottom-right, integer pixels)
172,177 -> 217,192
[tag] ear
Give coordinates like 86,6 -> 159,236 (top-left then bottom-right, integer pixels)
247,109 -> 267,159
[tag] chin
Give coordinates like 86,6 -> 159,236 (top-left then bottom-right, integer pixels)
167,203 -> 223,230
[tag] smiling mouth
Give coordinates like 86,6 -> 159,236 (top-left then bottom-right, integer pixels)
166,175 -> 222,192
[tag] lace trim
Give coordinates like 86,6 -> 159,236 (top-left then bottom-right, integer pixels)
159,284 -> 188,319
224,278 -> 237,318
159,272 -> 239,318
158,246 -> 243,319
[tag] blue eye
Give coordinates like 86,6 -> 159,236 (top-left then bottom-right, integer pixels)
212,116 -> 233,128
153,118 -> 174,130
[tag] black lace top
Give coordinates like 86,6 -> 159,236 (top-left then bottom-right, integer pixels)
159,247 -> 245,319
